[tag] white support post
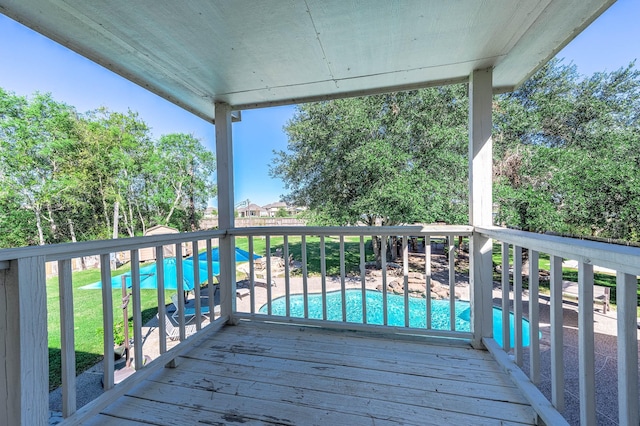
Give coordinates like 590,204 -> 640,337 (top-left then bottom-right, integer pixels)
58,259 -> 76,418
528,249 -> 540,384
501,242 -> 511,352
468,67 -> 494,349
0,256 -> 49,426
550,255 -> 565,412
100,254 -> 115,390
578,262 -> 596,425
617,272 -> 639,425
131,250 -> 143,369
513,245 -> 523,366
215,102 -> 237,323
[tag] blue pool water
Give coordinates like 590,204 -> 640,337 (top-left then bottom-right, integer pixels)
260,289 -> 533,348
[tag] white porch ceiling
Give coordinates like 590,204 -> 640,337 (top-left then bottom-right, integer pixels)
0,0 -> 614,122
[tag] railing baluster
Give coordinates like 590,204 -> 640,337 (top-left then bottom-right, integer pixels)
248,237 -> 255,314
448,235 -> 455,331
192,240 -> 201,330
339,235 -> 347,322
131,250 -> 143,369
617,271 -> 639,425
501,242 -> 510,352
156,247 -> 166,354
320,235 -> 327,320
381,236 -> 388,326
58,259 -> 76,417
403,235 -> 409,328
301,235 -> 309,319
359,236 -> 367,325
578,262 -> 596,425
425,235 -> 432,329
266,236 -> 272,315
176,244 -> 186,341
206,239 -> 215,318
550,255 -> 564,412
284,235 -> 291,317
528,249 -> 540,384
99,253 -> 114,390
513,245 -> 523,366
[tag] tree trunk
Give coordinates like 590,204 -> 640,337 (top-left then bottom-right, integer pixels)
389,236 -> 398,262
372,235 -> 382,269
111,201 -> 119,270
136,203 -> 147,235
45,203 -> 58,241
126,201 -> 135,237
34,205 -> 45,246
99,177 -> 111,233
68,218 -> 86,270
164,181 -> 183,225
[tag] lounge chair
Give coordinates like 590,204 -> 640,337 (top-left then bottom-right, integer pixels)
163,313 -> 198,341
170,293 -> 213,324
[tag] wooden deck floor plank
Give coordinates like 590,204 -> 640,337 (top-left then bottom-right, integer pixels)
213,321 -> 499,361
73,321 -> 540,425
186,341 -> 510,387
120,380 -> 431,426
151,362 -> 536,423
175,353 -> 529,404
83,414 -> 156,426
99,395 -> 282,425
205,329 -> 498,367
225,320 -> 495,361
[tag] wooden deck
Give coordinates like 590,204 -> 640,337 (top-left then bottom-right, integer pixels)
82,321 -> 537,425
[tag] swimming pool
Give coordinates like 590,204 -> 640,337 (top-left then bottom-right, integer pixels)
260,289 -> 532,348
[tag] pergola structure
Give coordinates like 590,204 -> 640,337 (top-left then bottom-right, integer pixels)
3,1 -> 637,425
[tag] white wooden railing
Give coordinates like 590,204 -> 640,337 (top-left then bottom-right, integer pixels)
0,229 -> 227,425
230,226 -> 473,340
1,225 -> 638,425
477,226 -> 640,426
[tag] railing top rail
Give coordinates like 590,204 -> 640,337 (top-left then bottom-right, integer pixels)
0,229 -> 226,264
478,226 -> 640,277
229,225 -> 474,237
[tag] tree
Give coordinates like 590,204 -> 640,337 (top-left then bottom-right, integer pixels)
0,90 -> 79,245
271,87 -> 469,263
494,59 -> 640,239
145,133 -> 217,231
0,88 -> 219,247
272,87 -> 469,226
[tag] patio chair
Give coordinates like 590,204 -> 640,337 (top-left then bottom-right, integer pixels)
170,293 -> 212,324
163,313 -> 198,341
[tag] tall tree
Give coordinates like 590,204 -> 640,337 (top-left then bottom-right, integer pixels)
272,86 -> 469,227
144,133 -> 217,231
0,90 -> 78,245
494,59 -> 640,239
272,87 -> 469,263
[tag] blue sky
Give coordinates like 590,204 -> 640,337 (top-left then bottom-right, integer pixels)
0,1 -> 638,207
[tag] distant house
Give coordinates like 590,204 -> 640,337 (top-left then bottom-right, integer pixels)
237,203 -> 268,218
263,201 -> 303,217
203,207 -> 217,218
138,225 -> 192,261
263,201 -> 288,217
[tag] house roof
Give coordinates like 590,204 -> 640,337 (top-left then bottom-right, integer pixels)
263,202 -> 288,210
0,1 -> 613,122
237,203 -> 266,212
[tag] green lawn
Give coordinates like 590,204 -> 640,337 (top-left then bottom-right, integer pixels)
491,243 -> 640,309
47,235 -> 374,390
234,235 -> 375,276
47,263 -> 173,390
